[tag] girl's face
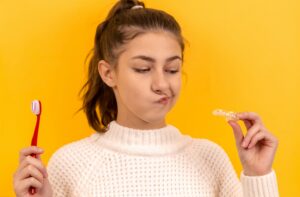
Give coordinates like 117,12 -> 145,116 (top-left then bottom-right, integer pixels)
99,31 -> 182,129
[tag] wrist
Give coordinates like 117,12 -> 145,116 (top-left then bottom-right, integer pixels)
243,168 -> 273,176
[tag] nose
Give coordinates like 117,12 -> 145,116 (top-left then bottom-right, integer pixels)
151,70 -> 169,94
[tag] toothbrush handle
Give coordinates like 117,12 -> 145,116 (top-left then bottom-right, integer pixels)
28,154 -> 37,195
29,115 -> 39,195
31,115 -> 40,146
29,100 -> 41,195
29,185 -> 36,195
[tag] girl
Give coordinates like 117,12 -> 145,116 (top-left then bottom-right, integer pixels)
13,0 -> 279,196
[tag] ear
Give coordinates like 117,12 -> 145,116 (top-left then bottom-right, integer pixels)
98,60 -> 117,88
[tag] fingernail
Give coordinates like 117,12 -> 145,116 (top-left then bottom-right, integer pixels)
242,141 -> 247,147
38,147 -> 44,152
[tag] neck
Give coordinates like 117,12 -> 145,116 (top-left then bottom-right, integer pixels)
116,117 -> 167,130
94,120 -> 193,156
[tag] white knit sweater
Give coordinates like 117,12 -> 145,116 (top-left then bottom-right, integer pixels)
47,120 -> 279,197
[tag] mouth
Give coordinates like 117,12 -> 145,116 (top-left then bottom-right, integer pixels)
156,97 -> 170,105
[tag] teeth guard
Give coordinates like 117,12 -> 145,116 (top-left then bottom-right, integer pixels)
212,109 -> 239,121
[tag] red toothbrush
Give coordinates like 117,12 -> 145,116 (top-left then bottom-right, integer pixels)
29,100 -> 42,195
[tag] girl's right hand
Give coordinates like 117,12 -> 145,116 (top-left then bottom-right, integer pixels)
13,146 -> 53,197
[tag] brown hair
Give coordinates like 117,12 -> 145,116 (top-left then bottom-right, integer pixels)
77,0 -> 187,133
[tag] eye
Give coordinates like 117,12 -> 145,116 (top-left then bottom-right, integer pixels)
134,68 -> 150,73
168,70 -> 179,74
133,68 -> 179,74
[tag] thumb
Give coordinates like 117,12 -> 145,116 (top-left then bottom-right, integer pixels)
227,120 -> 244,147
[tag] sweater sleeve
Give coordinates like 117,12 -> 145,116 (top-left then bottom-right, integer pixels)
240,169 -> 279,197
203,140 -> 280,197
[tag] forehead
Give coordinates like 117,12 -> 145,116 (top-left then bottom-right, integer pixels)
120,31 -> 182,60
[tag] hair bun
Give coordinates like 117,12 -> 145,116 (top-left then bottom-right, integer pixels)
120,0 -> 145,9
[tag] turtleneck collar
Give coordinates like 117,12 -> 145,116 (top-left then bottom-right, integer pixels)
92,120 -> 193,156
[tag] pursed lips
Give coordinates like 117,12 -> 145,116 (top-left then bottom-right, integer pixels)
156,96 -> 171,104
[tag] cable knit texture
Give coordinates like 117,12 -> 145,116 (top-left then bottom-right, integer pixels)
47,120 -> 279,197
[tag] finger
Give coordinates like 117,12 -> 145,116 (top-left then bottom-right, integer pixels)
242,123 -> 262,148
237,111 -> 263,124
18,164 -> 44,184
241,119 -> 253,130
20,177 -> 43,192
255,130 -> 279,147
14,177 -> 43,195
18,156 -> 48,178
248,131 -> 265,149
19,146 -> 44,162
228,120 -> 244,147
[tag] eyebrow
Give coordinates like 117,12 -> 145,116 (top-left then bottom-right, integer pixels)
131,55 -> 182,63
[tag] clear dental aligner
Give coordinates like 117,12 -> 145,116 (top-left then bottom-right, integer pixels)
212,109 -> 239,121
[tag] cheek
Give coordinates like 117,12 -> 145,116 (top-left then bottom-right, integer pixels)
170,76 -> 182,105
172,75 -> 182,93
118,74 -> 148,102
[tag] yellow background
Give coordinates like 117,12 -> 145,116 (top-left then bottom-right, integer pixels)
1,0 -> 299,196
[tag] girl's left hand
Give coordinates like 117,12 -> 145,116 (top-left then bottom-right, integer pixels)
227,112 -> 279,176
